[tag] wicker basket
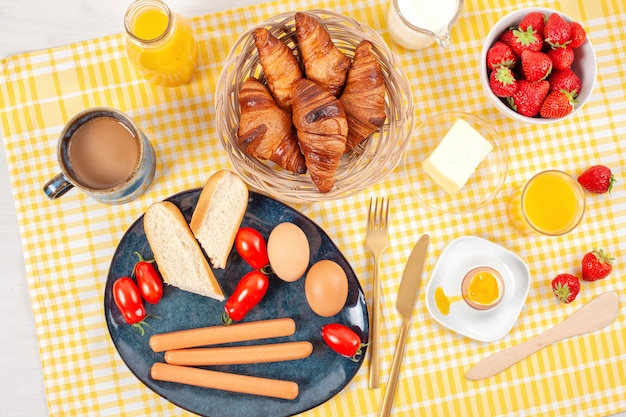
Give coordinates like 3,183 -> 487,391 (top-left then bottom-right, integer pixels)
215,10 -> 414,203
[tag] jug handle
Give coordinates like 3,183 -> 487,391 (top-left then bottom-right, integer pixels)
43,173 -> 74,199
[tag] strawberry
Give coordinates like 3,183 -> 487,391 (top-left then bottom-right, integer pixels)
577,165 -> 616,193
507,80 -> 549,117
582,248 -> 615,281
569,21 -> 587,49
521,50 -> 553,81
489,66 -> 518,97
547,46 -> 574,70
498,29 -> 518,49
539,90 -> 575,118
519,11 -> 546,34
548,68 -> 582,96
544,13 -> 572,47
551,274 -> 580,303
499,26 -> 543,56
486,41 -> 517,70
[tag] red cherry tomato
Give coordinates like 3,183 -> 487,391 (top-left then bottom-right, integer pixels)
321,323 -> 366,361
113,276 -> 146,325
235,227 -> 270,270
223,270 -> 269,324
134,252 -> 163,304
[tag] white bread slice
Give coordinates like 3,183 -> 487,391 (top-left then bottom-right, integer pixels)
190,170 -> 249,269
144,201 -> 225,301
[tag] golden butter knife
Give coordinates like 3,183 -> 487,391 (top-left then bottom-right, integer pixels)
379,234 -> 430,417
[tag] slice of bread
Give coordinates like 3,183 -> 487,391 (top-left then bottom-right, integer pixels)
144,201 -> 225,301
190,170 -> 249,269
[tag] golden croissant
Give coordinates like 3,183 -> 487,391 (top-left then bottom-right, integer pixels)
292,78 -> 348,193
237,77 -> 307,174
252,27 -> 303,113
339,40 -> 387,151
295,12 -> 351,96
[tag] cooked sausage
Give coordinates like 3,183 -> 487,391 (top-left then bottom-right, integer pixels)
164,341 -> 313,366
149,318 -> 296,352
150,362 -> 299,400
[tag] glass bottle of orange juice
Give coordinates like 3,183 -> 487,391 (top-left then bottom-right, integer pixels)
124,0 -> 198,87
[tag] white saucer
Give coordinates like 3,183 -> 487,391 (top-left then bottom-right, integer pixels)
425,236 -> 531,342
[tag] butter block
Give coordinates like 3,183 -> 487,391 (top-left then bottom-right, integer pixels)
422,119 -> 493,195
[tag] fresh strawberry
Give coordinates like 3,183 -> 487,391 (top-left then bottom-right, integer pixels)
551,274 -> 580,303
521,50 -> 553,81
569,21 -> 587,49
577,165 -> 616,193
507,79 -> 549,117
486,41 -> 517,70
582,248 -> 615,281
498,29 -> 518,49
519,11 -> 546,34
489,66 -> 518,97
544,13 -> 572,47
547,46 -> 574,70
548,68 -> 582,96
539,90 -> 575,118
499,26 -> 543,56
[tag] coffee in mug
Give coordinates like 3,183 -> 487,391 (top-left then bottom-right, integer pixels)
43,107 -> 156,204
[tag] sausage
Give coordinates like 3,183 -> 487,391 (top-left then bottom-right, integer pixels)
150,362 -> 299,400
149,318 -> 296,352
164,341 -> 313,366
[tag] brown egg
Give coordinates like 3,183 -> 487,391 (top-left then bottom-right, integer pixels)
461,266 -> 504,310
305,260 -> 348,317
267,222 -> 310,282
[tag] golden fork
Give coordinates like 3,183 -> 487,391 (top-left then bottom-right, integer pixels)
365,196 -> 389,389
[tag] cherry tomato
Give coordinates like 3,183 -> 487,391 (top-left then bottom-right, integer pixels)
235,227 -> 270,270
113,276 -> 146,325
223,270 -> 269,324
321,323 -> 366,361
134,252 -> 163,304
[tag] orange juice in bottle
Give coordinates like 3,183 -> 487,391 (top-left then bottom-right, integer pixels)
125,0 -> 198,87
508,170 -> 585,236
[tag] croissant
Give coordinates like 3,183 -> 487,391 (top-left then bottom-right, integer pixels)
292,78 -> 348,193
339,41 -> 387,151
252,27 -> 303,113
237,77 -> 307,174
295,12 -> 351,96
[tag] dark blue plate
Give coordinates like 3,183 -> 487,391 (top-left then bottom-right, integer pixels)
104,189 -> 369,417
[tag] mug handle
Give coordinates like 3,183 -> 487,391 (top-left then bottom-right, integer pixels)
43,173 -> 74,199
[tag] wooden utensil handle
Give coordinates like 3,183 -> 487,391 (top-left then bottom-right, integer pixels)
466,291 -> 619,380
379,319 -> 410,417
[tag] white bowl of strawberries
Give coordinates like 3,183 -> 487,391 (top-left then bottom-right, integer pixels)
480,7 -> 597,124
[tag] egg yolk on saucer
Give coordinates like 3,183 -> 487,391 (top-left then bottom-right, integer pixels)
434,287 -> 462,316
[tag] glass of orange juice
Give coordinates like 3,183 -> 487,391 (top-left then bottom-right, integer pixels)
124,0 -> 198,87
507,170 -> 585,236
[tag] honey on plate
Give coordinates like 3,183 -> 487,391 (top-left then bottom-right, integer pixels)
125,0 -> 198,87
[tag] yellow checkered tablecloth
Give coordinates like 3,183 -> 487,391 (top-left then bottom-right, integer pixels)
1,0 -> 625,415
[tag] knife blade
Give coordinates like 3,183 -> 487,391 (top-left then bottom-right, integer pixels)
395,234 -> 430,319
379,234 -> 430,417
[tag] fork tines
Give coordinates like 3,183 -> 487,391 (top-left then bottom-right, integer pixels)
368,196 -> 389,230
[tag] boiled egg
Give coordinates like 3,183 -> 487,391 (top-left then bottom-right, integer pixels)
267,222 -> 310,282
461,266 -> 504,310
305,259 -> 348,317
